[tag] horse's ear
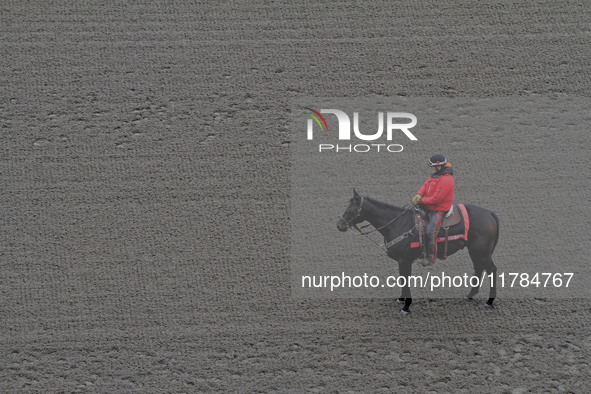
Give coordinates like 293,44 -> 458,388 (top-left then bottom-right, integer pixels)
353,188 -> 360,200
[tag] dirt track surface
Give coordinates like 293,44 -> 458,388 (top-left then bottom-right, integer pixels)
1,2 -> 590,393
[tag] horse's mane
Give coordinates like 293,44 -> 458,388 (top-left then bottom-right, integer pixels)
359,196 -> 406,214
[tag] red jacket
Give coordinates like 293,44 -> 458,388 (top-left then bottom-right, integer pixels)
417,169 -> 454,212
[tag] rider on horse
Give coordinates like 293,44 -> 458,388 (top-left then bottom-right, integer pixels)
412,154 -> 455,266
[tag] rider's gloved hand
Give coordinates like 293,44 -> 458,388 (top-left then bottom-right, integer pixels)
412,194 -> 422,205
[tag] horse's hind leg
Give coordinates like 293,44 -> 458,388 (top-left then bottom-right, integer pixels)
467,249 -> 497,308
465,249 -> 485,300
465,266 -> 484,300
484,257 -> 497,307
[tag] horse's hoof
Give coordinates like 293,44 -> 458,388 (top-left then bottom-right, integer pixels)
396,298 -> 405,305
400,308 -> 411,316
484,302 -> 494,309
464,296 -> 474,301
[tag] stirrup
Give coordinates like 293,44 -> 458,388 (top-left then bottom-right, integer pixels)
420,256 -> 435,267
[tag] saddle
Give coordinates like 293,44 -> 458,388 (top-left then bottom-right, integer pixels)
414,204 -> 464,260
416,204 -> 462,228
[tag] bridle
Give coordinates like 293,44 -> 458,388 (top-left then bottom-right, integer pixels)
340,196 -> 366,232
341,196 -> 416,253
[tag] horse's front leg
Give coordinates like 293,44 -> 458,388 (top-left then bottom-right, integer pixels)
397,259 -> 413,315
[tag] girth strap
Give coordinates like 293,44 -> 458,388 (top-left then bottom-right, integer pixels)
384,229 -> 414,250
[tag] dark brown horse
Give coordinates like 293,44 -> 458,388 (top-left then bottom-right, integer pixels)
337,190 -> 499,314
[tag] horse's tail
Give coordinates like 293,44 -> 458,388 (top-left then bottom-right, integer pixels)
490,211 -> 500,255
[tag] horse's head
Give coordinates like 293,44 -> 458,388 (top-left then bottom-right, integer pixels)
337,189 -> 366,232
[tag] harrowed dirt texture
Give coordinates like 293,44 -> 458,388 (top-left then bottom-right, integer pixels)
1,2 -> 591,393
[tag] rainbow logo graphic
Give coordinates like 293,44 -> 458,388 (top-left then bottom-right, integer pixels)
303,107 -> 328,132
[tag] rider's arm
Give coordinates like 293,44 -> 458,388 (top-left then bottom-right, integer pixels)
421,176 -> 453,206
416,179 -> 429,197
